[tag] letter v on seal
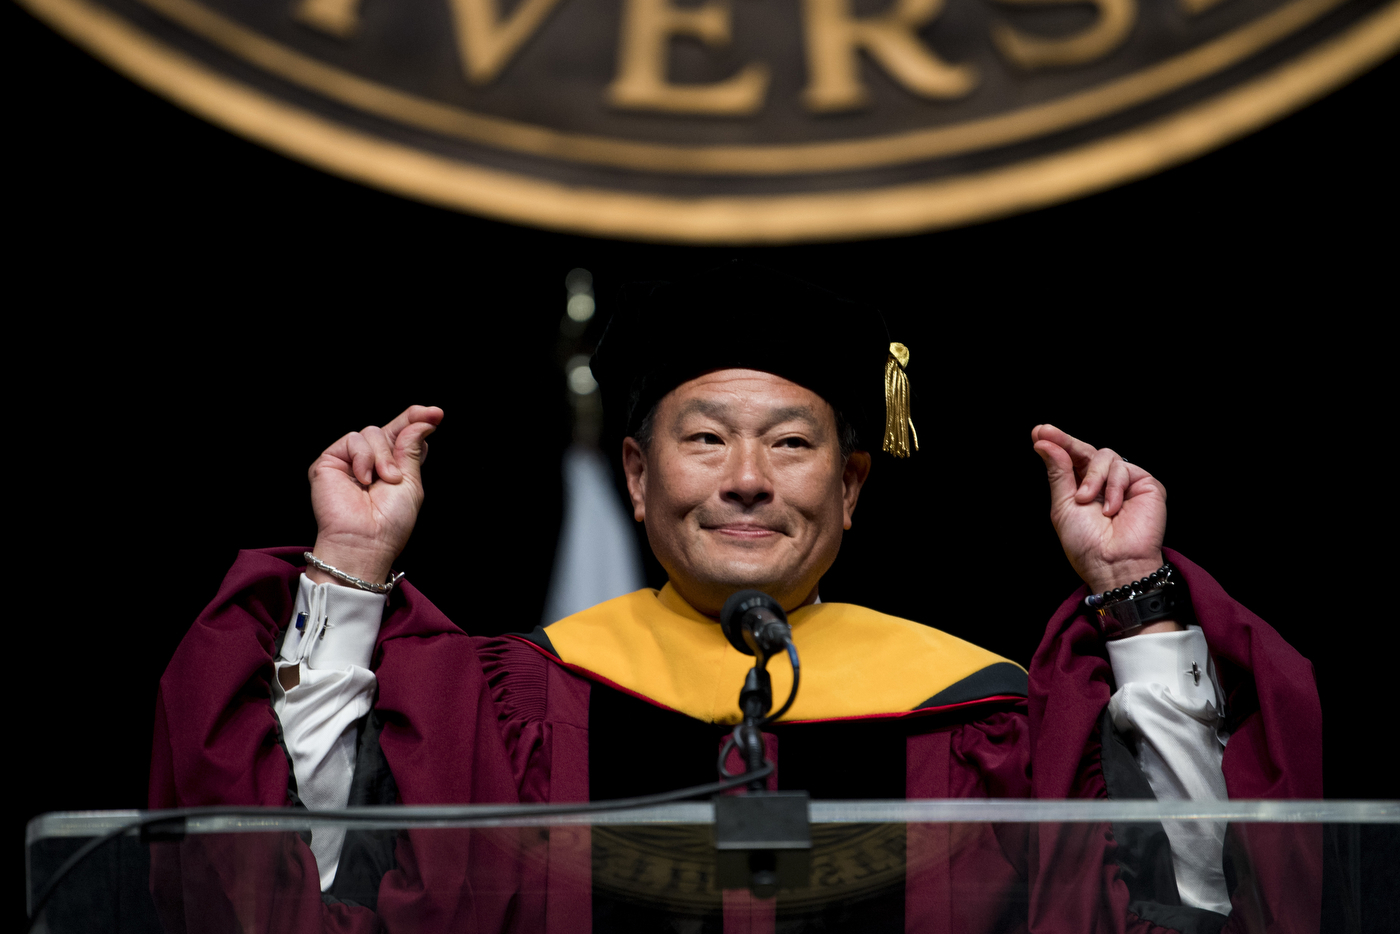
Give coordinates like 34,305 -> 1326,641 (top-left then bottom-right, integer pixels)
449,0 -> 569,84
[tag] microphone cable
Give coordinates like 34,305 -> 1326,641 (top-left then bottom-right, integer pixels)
764,638 -> 801,724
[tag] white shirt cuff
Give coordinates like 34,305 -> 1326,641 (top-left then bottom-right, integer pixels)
1106,625 -> 1224,713
277,575 -> 386,672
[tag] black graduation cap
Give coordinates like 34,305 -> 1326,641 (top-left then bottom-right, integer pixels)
590,261 -> 918,457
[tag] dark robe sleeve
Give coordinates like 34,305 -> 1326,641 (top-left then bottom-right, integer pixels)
1025,548 -> 1324,934
903,708 -> 1031,934
149,546 -> 304,810
148,546 -> 525,934
475,635 -> 593,934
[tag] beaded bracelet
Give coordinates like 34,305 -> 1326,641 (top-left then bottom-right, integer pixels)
1085,564 -> 1176,609
1084,563 -> 1181,639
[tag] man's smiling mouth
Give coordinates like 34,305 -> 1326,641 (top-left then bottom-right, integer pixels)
705,523 -> 782,539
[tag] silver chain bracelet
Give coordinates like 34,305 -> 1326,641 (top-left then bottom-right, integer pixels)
303,552 -> 405,595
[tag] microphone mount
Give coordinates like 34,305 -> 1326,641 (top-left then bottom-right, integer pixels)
715,589 -> 809,898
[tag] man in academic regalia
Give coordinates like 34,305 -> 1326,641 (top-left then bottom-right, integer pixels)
149,264 -> 1321,934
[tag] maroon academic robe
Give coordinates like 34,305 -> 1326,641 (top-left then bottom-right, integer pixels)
148,546 -> 1321,934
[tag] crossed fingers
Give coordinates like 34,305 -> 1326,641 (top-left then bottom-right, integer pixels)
383,404 -> 441,441
319,429 -> 396,486
345,426 -> 400,485
1032,423 -> 1151,516
319,406 -> 443,487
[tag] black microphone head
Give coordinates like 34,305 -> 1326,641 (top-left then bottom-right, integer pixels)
720,590 -> 788,656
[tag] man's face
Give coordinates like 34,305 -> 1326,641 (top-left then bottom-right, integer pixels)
622,369 -> 871,617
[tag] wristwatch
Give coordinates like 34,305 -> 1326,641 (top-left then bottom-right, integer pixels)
1084,564 -> 1182,640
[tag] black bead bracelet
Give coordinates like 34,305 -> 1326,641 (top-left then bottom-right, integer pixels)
1085,564 -> 1175,609
1084,563 -> 1182,639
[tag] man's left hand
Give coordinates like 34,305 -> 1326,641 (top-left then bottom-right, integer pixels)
1032,424 -> 1168,596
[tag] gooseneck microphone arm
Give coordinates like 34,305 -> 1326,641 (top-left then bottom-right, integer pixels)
718,590 -> 801,793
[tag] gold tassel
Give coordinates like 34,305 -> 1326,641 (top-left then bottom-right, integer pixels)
882,342 -> 918,458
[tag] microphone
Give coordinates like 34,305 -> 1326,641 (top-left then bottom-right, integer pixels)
720,590 -> 791,664
718,590 -> 802,795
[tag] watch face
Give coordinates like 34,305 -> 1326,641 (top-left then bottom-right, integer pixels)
21,0 -> 1399,242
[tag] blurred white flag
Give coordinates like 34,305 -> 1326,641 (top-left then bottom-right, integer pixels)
542,446 -> 646,624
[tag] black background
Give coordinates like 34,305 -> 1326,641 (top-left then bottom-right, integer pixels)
8,0 -> 1395,882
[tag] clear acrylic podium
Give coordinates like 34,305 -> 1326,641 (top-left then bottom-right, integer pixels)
26,800 -> 1397,933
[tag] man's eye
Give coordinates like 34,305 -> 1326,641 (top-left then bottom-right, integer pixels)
694,432 -> 723,444
777,437 -> 810,448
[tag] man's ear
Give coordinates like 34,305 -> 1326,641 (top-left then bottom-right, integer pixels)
841,451 -> 872,531
621,436 -> 648,523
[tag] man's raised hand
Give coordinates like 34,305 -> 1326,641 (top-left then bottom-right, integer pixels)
307,405 -> 443,586
1032,424 -> 1167,597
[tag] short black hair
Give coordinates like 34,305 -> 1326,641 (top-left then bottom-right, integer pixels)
632,398 -> 861,462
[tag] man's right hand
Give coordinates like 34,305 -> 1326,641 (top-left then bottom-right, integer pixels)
306,405 -> 443,586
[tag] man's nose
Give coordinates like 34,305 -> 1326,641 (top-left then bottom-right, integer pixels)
723,443 -> 773,507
